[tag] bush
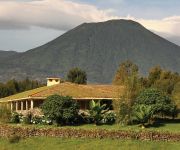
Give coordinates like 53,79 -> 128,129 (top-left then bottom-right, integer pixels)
41,94 -> 79,125
0,105 -> 11,123
88,100 -> 109,125
10,112 -> 20,123
102,111 -> 116,125
31,116 -> 43,124
118,100 -> 132,125
132,104 -> 153,127
21,113 -> 32,124
41,116 -> 52,125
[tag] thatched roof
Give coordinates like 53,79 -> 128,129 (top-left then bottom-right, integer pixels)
0,82 -> 123,102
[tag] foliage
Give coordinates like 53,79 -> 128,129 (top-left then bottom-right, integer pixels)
88,100 -> 108,125
141,66 -> 180,95
114,61 -> 142,124
118,100 -> 131,125
67,67 -> 87,84
10,112 -> 20,124
31,116 -> 43,124
113,60 -> 139,85
132,105 -> 153,127
0,78 -> 44,98
41,94 -> 79,125
135,88 -> 178,118
0,105 -> 11,123
172,81 -> 180,108
102,111 -> 116,125
21,113 -> 32,124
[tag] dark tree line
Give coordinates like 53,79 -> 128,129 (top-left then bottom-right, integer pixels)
0,78 -> 44,98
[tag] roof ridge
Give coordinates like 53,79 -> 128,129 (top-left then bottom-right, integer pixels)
29,84 -> 60,97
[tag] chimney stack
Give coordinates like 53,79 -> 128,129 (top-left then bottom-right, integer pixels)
47,77 -> 61,86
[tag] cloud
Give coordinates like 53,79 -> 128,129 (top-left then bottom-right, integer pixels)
0,0 -> 118,30
0,0 -> 180,37
138,16 -> 180,36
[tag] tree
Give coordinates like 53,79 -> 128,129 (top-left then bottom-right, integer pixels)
113,60 -> 139,85
134,88 -> 178,118
41,94 -> 79,125
145,66 -> 180,95
0,78 -> 44,98
147,66 -> 162,86
67,67 -> 87,84
113,61 -> 142,124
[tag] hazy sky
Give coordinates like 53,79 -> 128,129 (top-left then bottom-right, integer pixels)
0,0 -> 180,52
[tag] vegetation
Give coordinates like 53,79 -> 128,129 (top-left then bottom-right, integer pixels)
1,137 -> 180,150
67,67 -> 87,84
114,60 -> 142,125
141,66 -> 180,95
0,105 -> 11,123
132,105 -> 153,127
134,88 -> 178,119
41,95 -> 79,125
0,78 -> 44,98
114,61 -> 179,126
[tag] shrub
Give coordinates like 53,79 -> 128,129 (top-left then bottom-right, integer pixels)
31,116 -> 42,124
88,100 -> 108,125
118,99 -> 132,125
41,94 -> 79,125
0,105 -> 11,123
102,111 -> 116,125
132,104 -> 153,127
78,110 -> 93,124
10,112 -> 20,123
22,113 -> 32,124
41,116 -> 52,125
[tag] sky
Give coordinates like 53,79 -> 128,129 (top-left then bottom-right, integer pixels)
0,0 -> 180,52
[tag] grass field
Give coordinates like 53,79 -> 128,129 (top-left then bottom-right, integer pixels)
12,118 -> 180,133
0,137 -> 180,150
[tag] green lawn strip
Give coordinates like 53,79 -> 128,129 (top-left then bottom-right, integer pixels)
0,137 -> 180,150
6,122 -> 180,134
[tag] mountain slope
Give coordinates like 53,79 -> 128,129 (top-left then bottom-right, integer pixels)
0,20 -> 180,83
0,50 -> 18,60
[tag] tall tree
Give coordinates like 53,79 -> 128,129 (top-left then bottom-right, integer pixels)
67,67 -> 87,84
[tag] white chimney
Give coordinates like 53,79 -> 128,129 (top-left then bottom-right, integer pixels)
47,77 -> 61,86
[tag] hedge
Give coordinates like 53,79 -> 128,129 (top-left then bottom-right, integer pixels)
0,124 -> 180,142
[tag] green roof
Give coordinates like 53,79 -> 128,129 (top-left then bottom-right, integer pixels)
0,82 -> 123,102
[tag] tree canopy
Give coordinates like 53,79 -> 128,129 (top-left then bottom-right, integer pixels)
67,67 -> 87,84
41,95 -> 79,125
134,88 -> 177,118
0,78 -> 43,98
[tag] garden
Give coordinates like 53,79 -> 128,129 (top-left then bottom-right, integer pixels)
0,61 -> 180,149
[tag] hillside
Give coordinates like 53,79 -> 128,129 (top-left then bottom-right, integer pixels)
0,50 -> 18,60
0,20 -> 180,83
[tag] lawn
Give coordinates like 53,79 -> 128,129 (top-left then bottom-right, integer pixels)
13,119 -> 180,133
0,137 -> 180,150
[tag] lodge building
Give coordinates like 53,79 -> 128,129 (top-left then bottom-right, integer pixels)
0,78 -> 122,113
